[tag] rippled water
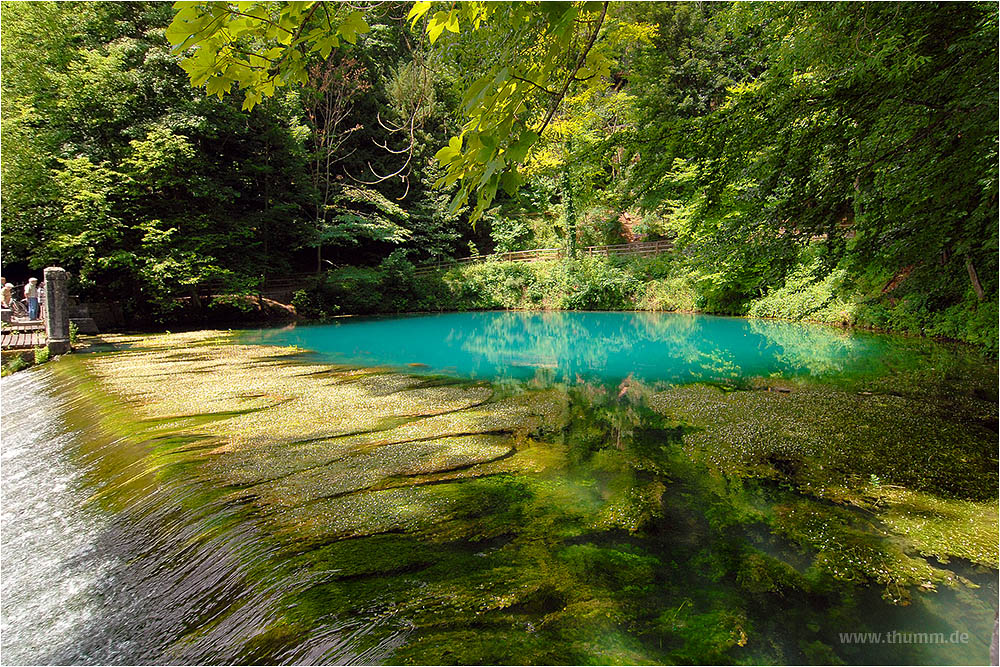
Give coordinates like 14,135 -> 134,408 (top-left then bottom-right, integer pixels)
2,315 -> 997,665
1,371 -> 115,663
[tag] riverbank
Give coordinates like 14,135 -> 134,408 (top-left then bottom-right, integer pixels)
3,326 -> 995,664
290,253 -> 998,356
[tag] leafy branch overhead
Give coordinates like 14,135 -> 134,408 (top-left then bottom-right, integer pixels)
165,2 -> 372,109
165,1 -> 613,220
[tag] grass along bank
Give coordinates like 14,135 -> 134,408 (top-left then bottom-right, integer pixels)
291,249 -> 998,356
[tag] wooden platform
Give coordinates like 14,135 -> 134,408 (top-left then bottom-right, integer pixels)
5,319 -> 44,331
1,330 -> 46,350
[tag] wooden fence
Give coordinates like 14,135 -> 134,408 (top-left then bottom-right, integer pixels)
412,239 -> 674,275
191,239 -> 674,300
194,274 -> 313,302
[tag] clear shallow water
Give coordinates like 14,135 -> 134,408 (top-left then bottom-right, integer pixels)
1,366 -> 405,665
245,311 -> 909,384
2,316 -> 997,665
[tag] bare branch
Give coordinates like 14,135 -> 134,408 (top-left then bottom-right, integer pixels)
376,110 -> 405,132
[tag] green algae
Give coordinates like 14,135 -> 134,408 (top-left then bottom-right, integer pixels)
44,329 -> 999,665
875,490 -> 1000,569
650,383 -> 997,500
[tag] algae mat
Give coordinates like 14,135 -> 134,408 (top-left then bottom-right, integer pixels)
32,330 -> 1000,665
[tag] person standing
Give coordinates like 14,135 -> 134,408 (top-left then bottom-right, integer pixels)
24,277 -> 39,320
0,277 -> 11,308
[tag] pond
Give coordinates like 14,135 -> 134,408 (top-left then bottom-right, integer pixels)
2,312 -> 997,665
243,311 -> 900,384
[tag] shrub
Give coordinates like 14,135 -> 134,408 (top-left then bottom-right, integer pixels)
1,355 -> 30,376
747,260 -> 845,321
291,289 -> 323,319
322,266 -> 383,314
558,258 -> 640,310
34,345 -> 50,364
638,278 -> 698,312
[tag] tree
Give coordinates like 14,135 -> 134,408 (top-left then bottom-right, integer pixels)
165,1 -> 616,220
1,2 -> 314,321
304,56 -> 371,271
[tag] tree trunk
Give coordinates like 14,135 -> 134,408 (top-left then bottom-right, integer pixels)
562,141 -> 577,260
188,285 -> 204,316
965,256 -> 984,301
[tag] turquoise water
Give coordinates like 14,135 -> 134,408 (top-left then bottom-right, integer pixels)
2,316 -> 995,665
245,311 -> 894,384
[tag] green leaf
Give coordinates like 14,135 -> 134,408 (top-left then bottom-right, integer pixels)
506,131 -> 538,163
462,75 -> 493,111
407,1 -> 432,25
338,11 -> 369,45
427,11 -> 450,43
500,169 -> 522,196
434,136 -> 463,166
205,75 -> 232,99
435,145 -> 459,165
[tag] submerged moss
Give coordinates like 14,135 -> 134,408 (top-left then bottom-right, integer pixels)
650,381 -> 999,580
46,329 -> 998,665
875,489 -> 1000,569
650,383 -> 997,500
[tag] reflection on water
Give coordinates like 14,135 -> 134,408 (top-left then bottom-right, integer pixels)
1,323 -> 996,665
246,311 -> 887,384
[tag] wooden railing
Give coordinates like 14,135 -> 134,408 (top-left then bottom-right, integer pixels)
412,239 -> 674,275
195,274 -> 315,300
191,239 -> 675,300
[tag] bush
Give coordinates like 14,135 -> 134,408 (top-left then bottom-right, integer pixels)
747,260 -> 845,321
291,289 -> 324,319
322,266 -> 383,314
34,345 -> 50,364
557,258 -> 640,310
1,355 -> 30,376
638,278 -> 698,312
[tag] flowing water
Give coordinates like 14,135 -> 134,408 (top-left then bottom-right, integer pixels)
2,312 -> 997,665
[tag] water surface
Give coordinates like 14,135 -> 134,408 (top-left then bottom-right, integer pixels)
245,311 -> 928,384
2,316 -> 997,665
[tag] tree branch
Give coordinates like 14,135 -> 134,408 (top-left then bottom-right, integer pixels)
511,74 -> 557,96
536,2 -> 608,140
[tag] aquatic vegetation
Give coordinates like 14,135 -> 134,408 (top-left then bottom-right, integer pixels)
651,383 -> 998,500
28,326 -> 997,665
874,489 -> 1000,569
650,381 -> 998,600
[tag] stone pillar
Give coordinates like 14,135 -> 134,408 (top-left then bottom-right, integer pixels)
44,267 -> 71,355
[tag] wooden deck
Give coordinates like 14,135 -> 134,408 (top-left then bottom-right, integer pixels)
5,319 -> 44,331
1,329 -> 46,350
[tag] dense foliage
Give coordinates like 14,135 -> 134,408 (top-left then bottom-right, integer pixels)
1,1 -> 996,351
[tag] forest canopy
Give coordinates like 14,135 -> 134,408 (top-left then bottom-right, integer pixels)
1,1 -> 996,350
